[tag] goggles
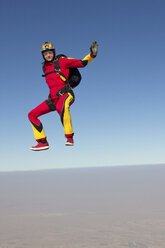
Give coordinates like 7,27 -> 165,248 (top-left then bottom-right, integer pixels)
41,42 -> 55,52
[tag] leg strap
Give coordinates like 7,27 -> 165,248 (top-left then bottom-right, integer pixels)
46,95 -> 56,111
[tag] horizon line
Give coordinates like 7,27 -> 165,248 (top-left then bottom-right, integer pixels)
0,163 -> 164,173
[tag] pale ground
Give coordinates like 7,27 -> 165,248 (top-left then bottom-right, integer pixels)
0,165 -> 164,248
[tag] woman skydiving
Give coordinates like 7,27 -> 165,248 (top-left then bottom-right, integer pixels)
28,41 -> 98,151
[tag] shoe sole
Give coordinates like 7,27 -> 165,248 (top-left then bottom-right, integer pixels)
65,142 -> 74,146
30,146 -> 49,151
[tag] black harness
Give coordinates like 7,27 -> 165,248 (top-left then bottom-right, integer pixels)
45,85 -> 74,112
42,56 -> 78,111
42,57 -> 69,83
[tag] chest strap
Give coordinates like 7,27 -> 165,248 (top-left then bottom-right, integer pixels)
42,58 -> 68,83
42,70 -> 67,81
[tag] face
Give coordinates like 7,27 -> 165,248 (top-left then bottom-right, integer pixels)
43,50 -> 54,61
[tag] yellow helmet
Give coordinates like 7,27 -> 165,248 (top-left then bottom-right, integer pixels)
41,42 -> 55,53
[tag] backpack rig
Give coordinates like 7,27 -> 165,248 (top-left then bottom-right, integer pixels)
42,54 -> 82,89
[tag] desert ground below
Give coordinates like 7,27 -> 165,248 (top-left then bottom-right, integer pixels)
0,165 -> 164,248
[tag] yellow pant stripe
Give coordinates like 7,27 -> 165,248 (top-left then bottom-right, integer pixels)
63,93 -> 74,135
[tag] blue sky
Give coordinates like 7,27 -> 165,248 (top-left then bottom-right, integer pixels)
0,0 -> 165,171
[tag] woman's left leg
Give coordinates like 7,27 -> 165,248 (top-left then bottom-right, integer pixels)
56,92 -> 75,144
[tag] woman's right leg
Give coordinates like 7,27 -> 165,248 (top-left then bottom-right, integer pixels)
56,92 -> 75,145
28,100 -> 51,141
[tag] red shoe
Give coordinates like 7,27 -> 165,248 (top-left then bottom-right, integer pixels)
65,137 -> 74,146
30,140 -> 49,151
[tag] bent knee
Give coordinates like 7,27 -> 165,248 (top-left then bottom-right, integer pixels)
28,110 -> 37,122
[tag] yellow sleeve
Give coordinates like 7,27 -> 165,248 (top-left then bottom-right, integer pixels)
82,53 -> 95,64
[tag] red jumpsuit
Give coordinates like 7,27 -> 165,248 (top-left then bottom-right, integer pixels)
28,53 -> 95,141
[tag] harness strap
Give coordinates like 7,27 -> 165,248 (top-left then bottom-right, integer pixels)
46,85 -> 74,112
56,84 -> 72,98
42,71 -> 56,77
42,68 -> 68,82
42,58 -> 67,82
46,95 -> 56,111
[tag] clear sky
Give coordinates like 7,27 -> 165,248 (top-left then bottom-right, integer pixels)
0,0 -> 165,171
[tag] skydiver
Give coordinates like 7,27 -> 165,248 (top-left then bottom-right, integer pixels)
28,41 -> 98,151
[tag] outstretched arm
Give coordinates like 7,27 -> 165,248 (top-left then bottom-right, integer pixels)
62,41 -> 98,68
81,41 -> 98,66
